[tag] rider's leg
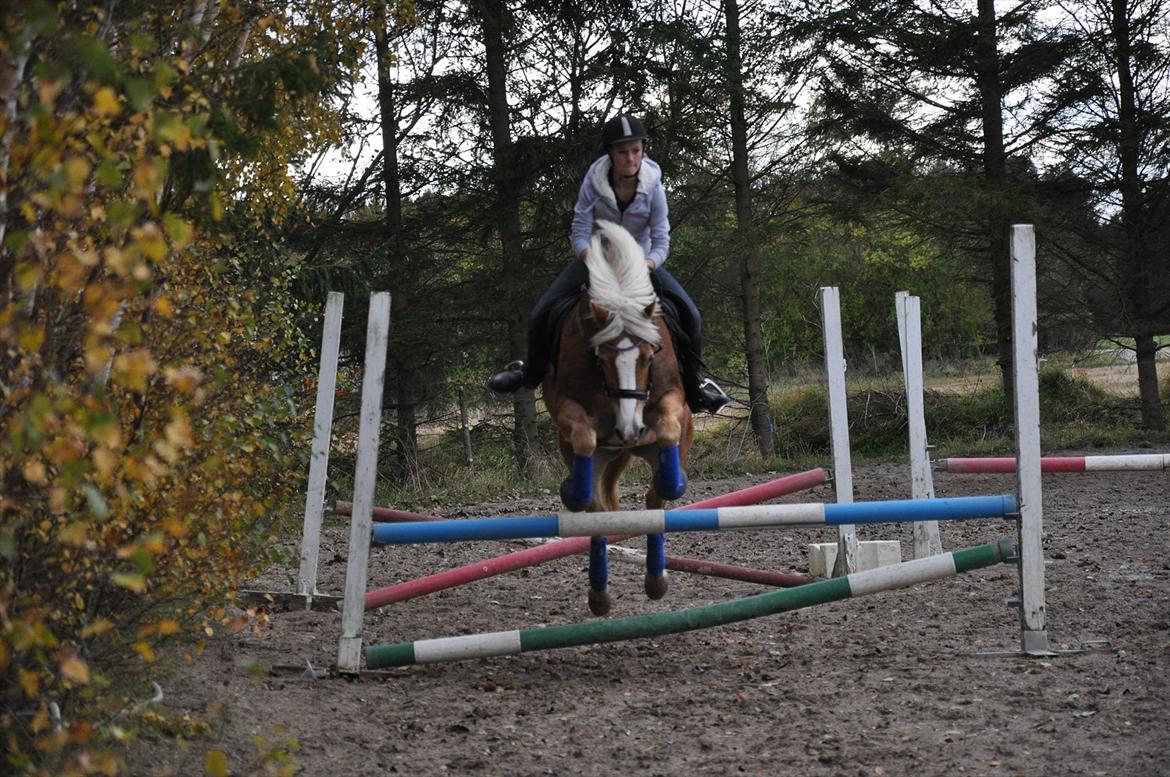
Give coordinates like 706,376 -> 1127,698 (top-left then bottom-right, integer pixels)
488,260 -> 589,393
652,267 -> 702,357
652,268 -> 731,413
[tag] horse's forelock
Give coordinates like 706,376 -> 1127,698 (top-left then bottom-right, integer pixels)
585,222 -> 661,348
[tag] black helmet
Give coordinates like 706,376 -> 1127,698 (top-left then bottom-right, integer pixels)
602,113 -> 647,148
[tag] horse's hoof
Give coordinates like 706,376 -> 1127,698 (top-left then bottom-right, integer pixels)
588,588 -> 612,616
644,573 -> 668,600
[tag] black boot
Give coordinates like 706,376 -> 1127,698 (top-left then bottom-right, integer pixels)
488,360 -> 528,394
697,377 -> 731,414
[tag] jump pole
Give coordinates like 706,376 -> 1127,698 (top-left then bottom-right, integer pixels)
369,494 -> 1018,545
937,453 -> 1170,473
896,291 -> 942,558
364,468 -> 829,609
332,502 -> 437,522
341,468 -> 830,523
365,538 -> 1015,668
604,544 -> 812,587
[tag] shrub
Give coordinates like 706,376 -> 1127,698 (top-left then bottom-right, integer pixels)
0,3 -> 358,772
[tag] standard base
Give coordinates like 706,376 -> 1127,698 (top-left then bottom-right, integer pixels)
808,541 -> 902,578
964,637 -> 1110,659
1022,628 -> 1056,656
336,636 -> 363,674
237,589 -> 343,612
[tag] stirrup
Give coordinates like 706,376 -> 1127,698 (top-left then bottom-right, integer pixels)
697,377 -> 731,413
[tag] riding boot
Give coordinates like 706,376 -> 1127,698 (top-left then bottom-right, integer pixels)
679,366 -> 730,414
697,376 -> 732,413
487,360 -> 529,394
488,260 -> 589,394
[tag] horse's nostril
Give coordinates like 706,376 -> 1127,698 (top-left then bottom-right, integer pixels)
637,426 -> 648,439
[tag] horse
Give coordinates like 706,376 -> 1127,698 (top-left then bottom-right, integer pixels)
542,220 -> 695,616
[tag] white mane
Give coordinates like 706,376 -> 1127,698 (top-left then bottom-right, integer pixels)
584,221 -> 661,348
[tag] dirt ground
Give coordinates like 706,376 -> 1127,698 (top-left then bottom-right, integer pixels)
126,452 -> 1169,777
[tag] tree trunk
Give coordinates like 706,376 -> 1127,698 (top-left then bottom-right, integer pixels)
1134,334 -> 1165,430
724,0 -> 775,457
477,0 -> 539,470
0,36 -> 31,257
975,0 -> 1014,415
373,2 -> 419,474
1111,0 -> 1165,429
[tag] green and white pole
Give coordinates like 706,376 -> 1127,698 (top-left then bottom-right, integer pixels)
366,538 -> 1014,669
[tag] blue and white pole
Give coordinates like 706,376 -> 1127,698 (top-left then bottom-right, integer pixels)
371,495 -> 1019,545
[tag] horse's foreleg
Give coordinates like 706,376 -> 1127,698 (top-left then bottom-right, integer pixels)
587,535 -> 611,616
561,454 -> 594,512
555,401 -> 597,512
650,393 -> 690,501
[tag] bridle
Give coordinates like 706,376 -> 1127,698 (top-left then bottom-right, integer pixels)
577,300 -> 661,402
592,338 -> 662,401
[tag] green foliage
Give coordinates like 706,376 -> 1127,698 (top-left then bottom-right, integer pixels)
677,207 -> 992,380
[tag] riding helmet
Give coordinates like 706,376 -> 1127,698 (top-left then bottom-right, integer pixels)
602,113 -> 648,148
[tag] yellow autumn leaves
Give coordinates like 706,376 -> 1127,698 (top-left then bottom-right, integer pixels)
3,2 -> 366,774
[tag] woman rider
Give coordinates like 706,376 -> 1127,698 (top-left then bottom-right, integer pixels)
488,113 -> 730,414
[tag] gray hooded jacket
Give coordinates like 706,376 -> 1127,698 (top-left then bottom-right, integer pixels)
570,155 -> 670,268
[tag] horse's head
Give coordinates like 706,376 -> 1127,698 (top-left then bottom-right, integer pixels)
589,299 -> 660,445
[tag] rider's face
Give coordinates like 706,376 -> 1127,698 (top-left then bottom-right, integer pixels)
609,139 -> 644,179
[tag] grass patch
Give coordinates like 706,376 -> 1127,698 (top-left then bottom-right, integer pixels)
760,369 -> 1168,462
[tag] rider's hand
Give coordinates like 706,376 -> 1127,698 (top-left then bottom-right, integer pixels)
646,259 -> 656,272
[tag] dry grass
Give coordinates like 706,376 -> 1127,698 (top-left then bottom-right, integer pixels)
926,354 -> 1169,397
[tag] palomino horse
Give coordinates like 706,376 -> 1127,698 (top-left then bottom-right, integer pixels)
542,220 -> 695,616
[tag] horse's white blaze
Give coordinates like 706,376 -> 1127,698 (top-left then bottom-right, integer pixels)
614,338 -> 644,441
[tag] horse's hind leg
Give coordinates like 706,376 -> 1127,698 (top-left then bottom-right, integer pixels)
645,532 -> 667,600
643,487 -> 668,600
598,452 -> 629,512
585,451 -> 625,617
587,535 -> 611,616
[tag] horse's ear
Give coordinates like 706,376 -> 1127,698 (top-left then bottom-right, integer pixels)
643,301 -> 655,319
591,301 -> 610,323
